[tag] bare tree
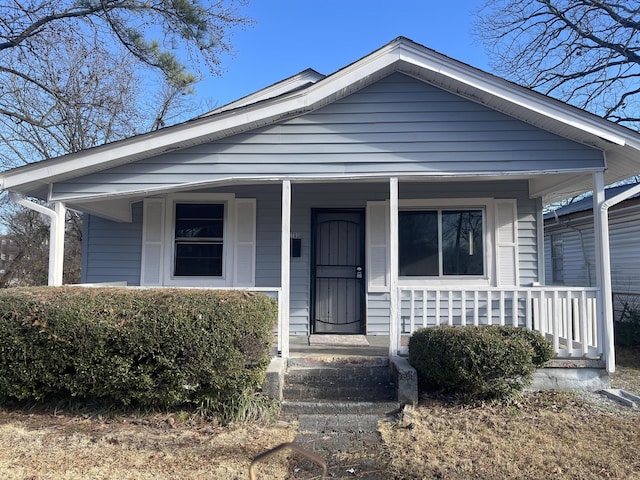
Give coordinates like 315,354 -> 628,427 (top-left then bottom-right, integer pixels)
0,200 -> 49,287
0,35 -> 143,166
0,35 -> 198,285
476,0 -> 640,129
0,0 -> 250,168
0,0 -> 250,139
0,2 -> 250,285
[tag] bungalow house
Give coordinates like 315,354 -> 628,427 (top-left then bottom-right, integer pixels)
545,182 -> 640,320
3,37 -> 640,375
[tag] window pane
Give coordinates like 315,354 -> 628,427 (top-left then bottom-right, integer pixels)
174,203 -> 225,277
175,219 -> 223,239
399,211 -> 438,276
442,210 -> 483,275
174,243 -> 223,276
175,204 -> 224,239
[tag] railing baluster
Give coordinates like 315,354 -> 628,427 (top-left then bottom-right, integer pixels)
552,290 -> 560,354
579,290 -> 587,356
461,290 -> 466,326
410,289 -> 415,335
526,289 -> 532,330
539,290 -> 546,335
435,290 -> 441,326
421,289 -> 427,328
566,290 -> 573,357
499,290 -> 505,326
447,290 -> 453,326
589,299 -> 602,353
473,290 -> 479,326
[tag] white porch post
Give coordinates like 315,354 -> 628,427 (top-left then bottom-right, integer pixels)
8,193 -> 66,286
49,202 -> 66,287
280,180 -> 291,358
593,172 -> 615,373
389,177 -> 399,356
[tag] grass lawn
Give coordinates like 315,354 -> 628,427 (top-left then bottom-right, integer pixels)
0,346 -> 638,479
0,409 -> 296,480
381,345 -> 640,480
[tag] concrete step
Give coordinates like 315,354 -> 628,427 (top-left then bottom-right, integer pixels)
284,363 -> 396,402
285,365 -> 394,379
286,412 -> 395,479
286,355 -> 389,368
297,413 -> 385,433
282,400 -> 400,415
283,381 -> 396,402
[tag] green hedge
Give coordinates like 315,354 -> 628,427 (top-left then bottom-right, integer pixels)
408,326 -> 554,401
0,287 -> 277,412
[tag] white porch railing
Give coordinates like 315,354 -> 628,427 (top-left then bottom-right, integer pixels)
397,286 -> 602,359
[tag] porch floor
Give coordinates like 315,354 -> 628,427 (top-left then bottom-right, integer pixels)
276,335 -> 391,358
274,335 -> 603,367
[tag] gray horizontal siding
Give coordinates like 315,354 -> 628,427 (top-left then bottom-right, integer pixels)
544,223 -> 595,288
517,198 -> 539,286
609,213 -> 640,293
81,202 -> 143,285
367,292 -> 390,335
544,236 -> 552,285
53,73 -> 603,197
545,209 -> 640,293
82,180 -> 539,336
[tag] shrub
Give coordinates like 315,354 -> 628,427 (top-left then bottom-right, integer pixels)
0,287 -> 277,418
408,326 -> 553,401
615,308 -> 640,348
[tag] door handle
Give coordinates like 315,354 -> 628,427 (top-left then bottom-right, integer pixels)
355,266 -> 363,279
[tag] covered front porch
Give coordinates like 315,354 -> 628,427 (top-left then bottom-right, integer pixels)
268,174 -> 615,372
21,172 -> 618,374
19,172 -> 617,375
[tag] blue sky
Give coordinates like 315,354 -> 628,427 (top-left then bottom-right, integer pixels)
198,0 -> 489,109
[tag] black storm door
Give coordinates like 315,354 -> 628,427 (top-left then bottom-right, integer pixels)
311,209 -> 365,334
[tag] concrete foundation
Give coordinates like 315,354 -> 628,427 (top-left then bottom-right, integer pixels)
389,356 -> 419,405
262,357 -> 286,401
528,367 -> 610,392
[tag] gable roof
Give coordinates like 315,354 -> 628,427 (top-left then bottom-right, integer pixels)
544,181 -> 640,221
3,36 -> 640,206
201,68 -> 326,115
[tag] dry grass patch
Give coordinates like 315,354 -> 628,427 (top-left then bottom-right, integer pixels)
381,392 -> 640,480
381,345 -> 640,480
611,346 -> 640,395
0,408 -> 295,480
